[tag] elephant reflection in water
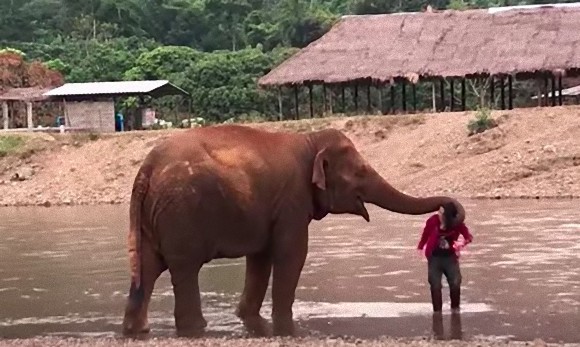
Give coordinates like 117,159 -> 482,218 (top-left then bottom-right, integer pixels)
120,125 -> 466,338
432,312 -> 463,340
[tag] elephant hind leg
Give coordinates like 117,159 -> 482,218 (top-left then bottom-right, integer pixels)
236,251 -> 272,337
122,238 -> 167,336
167,258 -> 207,337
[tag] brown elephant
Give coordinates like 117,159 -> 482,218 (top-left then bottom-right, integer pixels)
121,124 -> 465,338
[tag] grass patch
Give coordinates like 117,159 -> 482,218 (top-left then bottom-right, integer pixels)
0,135 -> 26,157
467,107 -> 498,136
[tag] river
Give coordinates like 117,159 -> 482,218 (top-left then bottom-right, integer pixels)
0,200 -> 579,342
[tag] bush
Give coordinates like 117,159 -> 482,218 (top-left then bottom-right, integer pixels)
467,107 -> 497,136
0,135 -> 26,157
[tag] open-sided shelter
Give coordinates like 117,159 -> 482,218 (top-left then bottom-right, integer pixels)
43,80 -> 190,132
259,3 -> 580,118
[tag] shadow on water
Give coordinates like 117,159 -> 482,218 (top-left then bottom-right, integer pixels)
0,199 -> 579,342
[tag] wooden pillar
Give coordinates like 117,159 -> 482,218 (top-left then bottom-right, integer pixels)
543,76 -> 549,107
558,75 -> 563,106
354,84 -> 359,113
277,87 -> 283,121
412,83 -> 417,113
551,75 -> 556,107
308,84 -> 314,118
490,76 -> 495,109
2,101 -> 8,129
500,76 -> 505,110
439,78 -> 445,112
461,78 -> 466,111
366,84 -> 371,114
390,84 -> 395,114
294,85 -> 299,120
450,79 -> 455,111
328,86 -> 333,115
26,101 -> 33,129
322,84 -> 327,115
379,86 -> 384,114
341,85 -> 346,113
402,81 -> 407,112
508,75 -> 513,110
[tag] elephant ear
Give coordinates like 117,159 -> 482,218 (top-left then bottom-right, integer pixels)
312,149 -> 328,190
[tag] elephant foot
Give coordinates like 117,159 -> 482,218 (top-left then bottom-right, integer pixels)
240,314 -> 271,337
122,315 -> 151,337
175,317 -> 207,338
272,314 -> 296,337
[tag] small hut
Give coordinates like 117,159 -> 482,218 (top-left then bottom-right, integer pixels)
0,87 -> 54,130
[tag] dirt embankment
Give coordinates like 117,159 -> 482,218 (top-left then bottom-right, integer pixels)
1,106 -> 580,207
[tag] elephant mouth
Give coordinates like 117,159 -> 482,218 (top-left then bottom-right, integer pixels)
357,196 -> 370,222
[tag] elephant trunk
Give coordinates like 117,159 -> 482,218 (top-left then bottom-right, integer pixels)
362,169 -> 465,226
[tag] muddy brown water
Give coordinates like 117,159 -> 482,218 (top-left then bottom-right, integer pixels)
0,200 -> 579,343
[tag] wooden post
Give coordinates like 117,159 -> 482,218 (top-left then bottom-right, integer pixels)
402,81 -> 407,112
322,84 -> 327,115
432,82 -> 436,112
551,75 -> 556,107
439,78 -> 445,112
341,85 -> 346,113
390,84 -> 395,114
308,84 -> 314,118
450,79 -> 455,111
354,84 -> 358,113
379,85 -> 384,114
294,85 -> 299,120
490,76 -> 495,109
278,87 -> 283,121
2,101 -> 8,129
412,83 -> 417,113
26,101 -> 33,129
508,75 -> 513,110
500,76 -> 505,110
366,84 -> 371,114
543,76 -> 549,107
329,86 -> 333,115
558,75 -> 563,106
461,78 -> 466,111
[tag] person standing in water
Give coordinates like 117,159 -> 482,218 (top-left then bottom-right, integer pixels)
417,202 -> 473,314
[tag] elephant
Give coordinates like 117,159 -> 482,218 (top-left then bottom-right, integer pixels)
121,124 -> 465,338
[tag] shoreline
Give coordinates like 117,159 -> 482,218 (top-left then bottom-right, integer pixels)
2,107 -> 580,208
1,194 -> 580,209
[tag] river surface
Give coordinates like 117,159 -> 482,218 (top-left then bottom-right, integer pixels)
0,200 -> 579,342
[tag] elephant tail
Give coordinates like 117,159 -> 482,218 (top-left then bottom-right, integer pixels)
127,164 -> 151,293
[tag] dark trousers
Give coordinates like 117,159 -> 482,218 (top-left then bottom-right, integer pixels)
427,255 -> 462,312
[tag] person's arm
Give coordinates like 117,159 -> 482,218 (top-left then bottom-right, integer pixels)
458,223 -> 473,244
417,219 -> 432,250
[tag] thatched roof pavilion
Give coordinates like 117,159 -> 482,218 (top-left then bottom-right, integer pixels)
260,4 -> 580,86
259,3 -> 580,117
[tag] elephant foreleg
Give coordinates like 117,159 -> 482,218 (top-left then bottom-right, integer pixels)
167,259 -> 207,337
271,226 -> 308,337
236,251 -> 272,337
122,238 -> 167,336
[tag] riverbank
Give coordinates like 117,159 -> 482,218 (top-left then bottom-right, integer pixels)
1,106 -> 580,207
0,336 -> 575,347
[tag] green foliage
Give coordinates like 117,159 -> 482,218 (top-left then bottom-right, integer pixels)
0,135 -> 26,158
1,0 -> 573,122
467,107 -> 498,136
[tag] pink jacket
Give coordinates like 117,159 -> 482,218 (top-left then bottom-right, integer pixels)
417,214 -> 473,259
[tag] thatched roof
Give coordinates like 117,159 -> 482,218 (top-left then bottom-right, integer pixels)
259,4 -> 580,87
0,87 -> 53,102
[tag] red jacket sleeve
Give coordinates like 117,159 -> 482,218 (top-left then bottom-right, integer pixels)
417,216 -> 434,249
458,223 -> 473,243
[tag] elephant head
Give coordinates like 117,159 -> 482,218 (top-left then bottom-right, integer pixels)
308,129 -> 465,226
